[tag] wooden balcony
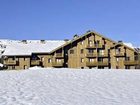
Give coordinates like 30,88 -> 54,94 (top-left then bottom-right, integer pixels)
86,53 -> 97,58
86,44 -> 103,49
52,62 -> 64,67
115,52 -> 125,57
98,61 -> 108,66
86,61 -> 108,67
31,60 -> 41,65
54,53 -> 64,58
4,60 -> 18,65
86,61 -> 98,67
98,53 -> 108,57
124,60 -> 139,65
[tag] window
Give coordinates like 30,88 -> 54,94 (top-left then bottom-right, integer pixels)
12,66 -> 15,70
89,40 -> 92,46
81,58 -> 84,63
88,49 -> 94,53
116,58 -> 119,62
96,40 -> 100,44
125,66 -> 130,69
12,57 -> 15,60
125,57 -> 130,61
135,55 -> 138,61
81,49 -> 84,54
89,58 -> 94,62
95,40 -> 100,47
48,58 -> 52,63
56,59 -> 61,63
41,57 -> 44,62
98,58 -> 103,62
81,41 -> 84,45
99,49 -> 104,55
70,50 -> 74,54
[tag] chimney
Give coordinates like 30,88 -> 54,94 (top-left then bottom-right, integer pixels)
73,34 -> 79,40
21,40 -> 27,44
86,30 -> 91,33
64,39 -> 69,42
40,40 -> 45,44
118,40 -> 123,43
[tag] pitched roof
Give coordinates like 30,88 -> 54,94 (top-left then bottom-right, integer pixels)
110,42 -> 137,52
50,31 -> 117,53
2,40 -> 66,56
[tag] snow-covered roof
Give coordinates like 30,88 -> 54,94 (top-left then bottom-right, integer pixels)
123,42 -> 135,49
2,40 -> 66,56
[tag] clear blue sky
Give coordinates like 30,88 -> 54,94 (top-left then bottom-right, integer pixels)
0,0 -> 140,46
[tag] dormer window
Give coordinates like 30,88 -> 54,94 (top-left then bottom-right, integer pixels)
95,40 -> 100,47
70,50 -> 74,54
125,57 -> 130,61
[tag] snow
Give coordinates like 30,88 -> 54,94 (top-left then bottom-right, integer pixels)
2,40 -> 65,56
0,68 -> 140,105
124,42 -> 135,48
28,66 -> 45,70
0,63 -> 3,67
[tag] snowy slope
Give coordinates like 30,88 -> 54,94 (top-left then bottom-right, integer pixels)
0,68 -> 140,105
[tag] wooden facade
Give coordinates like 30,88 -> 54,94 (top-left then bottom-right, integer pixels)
2,31 -> 140,70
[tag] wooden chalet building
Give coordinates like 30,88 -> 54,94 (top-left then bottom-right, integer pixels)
2,31 -> 140,70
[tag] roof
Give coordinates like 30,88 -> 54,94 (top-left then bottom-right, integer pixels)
110,42 -> 137,52
50,31 -> 117,53
2,40 -> 66,56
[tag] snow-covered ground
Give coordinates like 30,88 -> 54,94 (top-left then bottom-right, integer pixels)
0,68 -> 140,105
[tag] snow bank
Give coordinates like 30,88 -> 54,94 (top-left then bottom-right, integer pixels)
0,69 -> 140,105
28,66 -> 44,70
0,63 -> 3,67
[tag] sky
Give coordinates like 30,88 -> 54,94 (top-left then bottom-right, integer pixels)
0,0 -> 140,46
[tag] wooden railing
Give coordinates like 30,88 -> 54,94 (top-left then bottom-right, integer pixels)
86,44 -> 103,48
124,60 -> 139,65
4,60 -> 18,65
31,60 -> 41,65
55,53 -> 64,58
86,61 -> 108,67
52,62 -> 64,67
86,53 -> 97,57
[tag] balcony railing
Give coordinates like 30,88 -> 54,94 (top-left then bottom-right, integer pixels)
86,44 -> 103,49
4,60 -> 18,65
98,61 -> 108,66
86,61 -> 97,67
52,62 -> 64,67
86,61 -> 109,67
86,53 -> 97,58
31,60 -> 41,65
124,60 -> 139,65
98,53 -> 108,57
55,53 -> 64,58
